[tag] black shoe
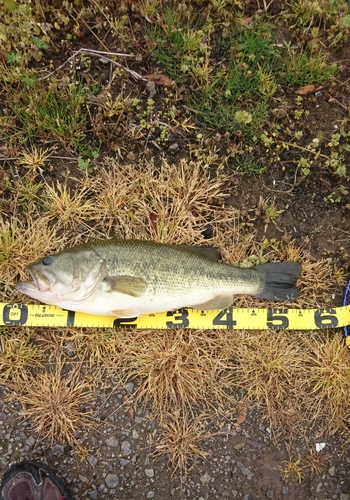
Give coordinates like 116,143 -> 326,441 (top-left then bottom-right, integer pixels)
0,460 -> 72,500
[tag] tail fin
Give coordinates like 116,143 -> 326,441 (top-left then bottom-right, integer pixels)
253,262 -> 301,301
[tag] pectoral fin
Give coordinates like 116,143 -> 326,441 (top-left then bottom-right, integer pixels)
190,294 -> 233,310
104,275 -> 147,297
111,308 -> 141,318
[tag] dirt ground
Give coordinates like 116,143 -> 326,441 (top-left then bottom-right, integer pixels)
1,2 -> 350,500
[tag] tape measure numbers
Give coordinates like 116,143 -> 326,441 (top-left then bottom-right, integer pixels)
1,303 -> 349,333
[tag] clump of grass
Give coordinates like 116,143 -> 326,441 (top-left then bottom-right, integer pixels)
289,0 -> 348,30
110,328 -> 239,420
43,181 -> 97,231
303,446 -> 331,476
89,157 -> 236,242
304,332 -> 350,436
5,358 -> 95,450
17,146 -> 51,174
232,331 -> 308,437
8,80 -> 93,152
279,47 -> 337,85
279,450 -> 305,483
278,444 -> 331,483
0,330 -> 44,382
154,411 -> 211,475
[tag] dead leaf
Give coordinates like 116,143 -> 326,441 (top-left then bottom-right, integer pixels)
295,84 -> 325,95
236,414 -> 246,424
149,213 -> 158,233
83,73 -> 92,85
236,397 -> 249,424
143,73 -> 174,86
236,16 -> 254,26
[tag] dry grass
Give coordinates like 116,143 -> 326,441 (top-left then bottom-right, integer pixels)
0,156 -> 347,470
0,329 -> 44,382
303,332 -> 350,436
154,411 -> 212,475
87,158 -> 236,242
231,331 -> 310,437
109,328 -> 239,420
278,445 -> 331,483
4,357 -> 96,452
0,217 -> 64,300
43,181 -> 97,231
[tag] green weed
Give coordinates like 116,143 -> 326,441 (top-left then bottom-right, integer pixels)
5,78 -> 97,153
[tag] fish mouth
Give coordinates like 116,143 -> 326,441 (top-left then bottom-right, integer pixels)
26,267 -> 52,292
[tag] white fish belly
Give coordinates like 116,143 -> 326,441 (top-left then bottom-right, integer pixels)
56,287 -> 225,317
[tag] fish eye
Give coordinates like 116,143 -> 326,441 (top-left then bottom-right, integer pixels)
42,256 -> 53,266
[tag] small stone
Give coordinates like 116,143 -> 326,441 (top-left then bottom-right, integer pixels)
232,436 -> 246,450
63,341 -> 75,357
87,455 -> 98,466
120,458 -> 130,466
126,151 -> 136,161
146,491 -> 155,499
282,486 -> 289,494
89,491 -> 98,500
106,436 -> 118,448
25,436 -> 35,447
242,495 -> 253,500
237,462 -> 254,480
51,444 -> 64,456
105,474 -> 119,488
125,382 -> 134,393
328,465 -> 336,476
145,468 -> 154,478
340,494 -> 349,500
169,142 -> 179,151
121,440 -> 131,455
132,429 -> 139,439
200,472 -> 211,484
266,488 -> 274,499
79,475 -> 89,484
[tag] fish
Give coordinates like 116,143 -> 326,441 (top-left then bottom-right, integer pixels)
16,239 -> 302,318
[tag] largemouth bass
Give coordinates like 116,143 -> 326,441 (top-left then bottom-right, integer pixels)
16,239 -> 301,317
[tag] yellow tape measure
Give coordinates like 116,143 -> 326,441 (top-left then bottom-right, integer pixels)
1,303 -> 350,343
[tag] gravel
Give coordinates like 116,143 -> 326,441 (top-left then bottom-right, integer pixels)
0,388 -> 349,500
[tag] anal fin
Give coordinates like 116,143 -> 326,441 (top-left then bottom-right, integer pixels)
190,295 -> 233,310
